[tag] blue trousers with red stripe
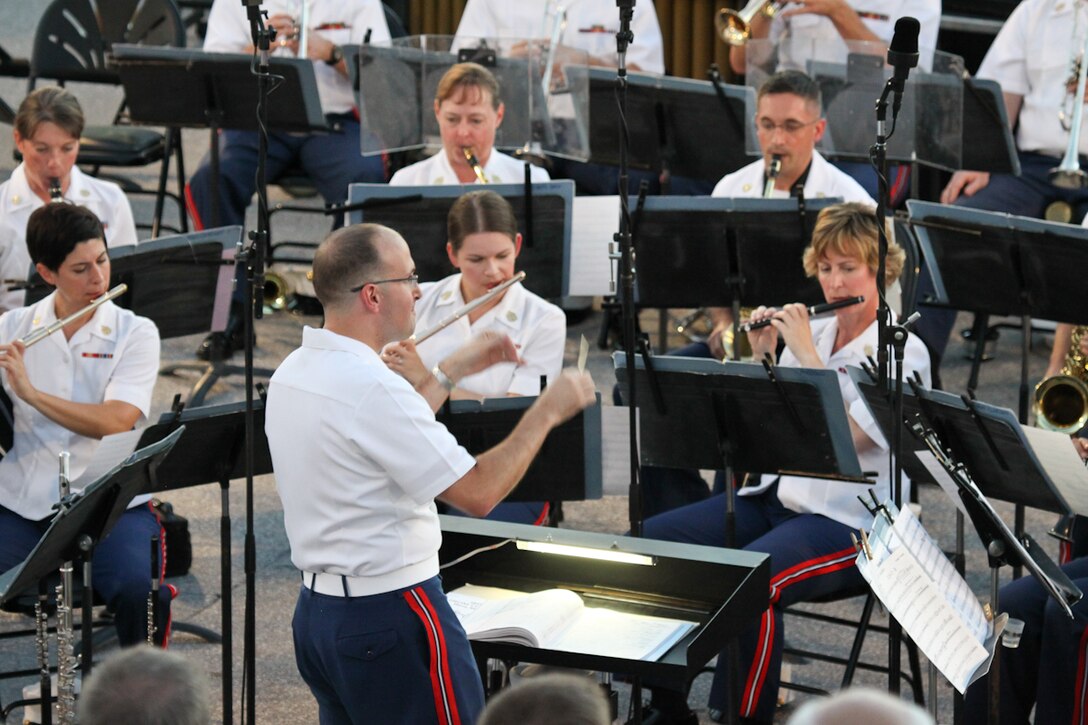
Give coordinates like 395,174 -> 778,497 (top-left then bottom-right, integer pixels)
643,484 -> 863,723
292,575 -> 485,725
0,503 -> 173,646
963,556 -> 1088,725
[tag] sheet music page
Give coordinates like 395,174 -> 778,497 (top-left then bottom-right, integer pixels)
447,585 -> 582,647
890,505 -> 990,643
858,532 -> 989,693
551,606 -> 696,661
602,405 -> 638,496
568,196 -> 619,297
71,429 -> 145,491
1021,424 -> 1088,516
915,450 -> 969,516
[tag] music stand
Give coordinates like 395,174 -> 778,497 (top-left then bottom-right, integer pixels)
346,181 -> 574,300
0,428 -> 183,715
135,400 -> 273,725
614,353 -> 865,541
437,395 -> 602,503
960,78 -> 1021,176
581,67 -> 753,184
438,515 -> 771,689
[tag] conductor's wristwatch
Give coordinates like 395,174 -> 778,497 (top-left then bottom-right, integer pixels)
325,45 -> 343,66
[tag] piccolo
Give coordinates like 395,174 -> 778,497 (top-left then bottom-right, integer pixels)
411,272 -> 526,344
739,295 -> 865,332
462,147 -> 490,184
19,284 -> 127,348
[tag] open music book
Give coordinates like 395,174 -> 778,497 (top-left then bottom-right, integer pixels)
856,503 -> 1005,693
447,584 -> 696,662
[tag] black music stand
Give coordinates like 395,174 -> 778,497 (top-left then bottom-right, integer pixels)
437,395 -> 602,503
135,400 -> 273,725
581,67 -> 752,186
0,428 -> 183,717
959,78 -> 1020,176
346,181 -> 574,300
438,515 -> 770,690
613,353 -> 865,541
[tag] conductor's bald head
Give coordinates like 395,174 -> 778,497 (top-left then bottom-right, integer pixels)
312,223 -> 394,312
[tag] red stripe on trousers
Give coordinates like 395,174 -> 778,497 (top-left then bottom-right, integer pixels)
404,588 -> 462,725
184,183 -> 205,232
1074,623 -> 1088,725
741,546 -> 858,716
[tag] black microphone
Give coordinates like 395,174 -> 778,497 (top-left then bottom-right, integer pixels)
886,16 -> 920,95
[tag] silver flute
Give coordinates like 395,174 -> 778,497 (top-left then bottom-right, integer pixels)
56,451 -> 79,724
411,271 -> 526,344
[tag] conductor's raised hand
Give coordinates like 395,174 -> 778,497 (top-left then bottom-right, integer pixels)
535,369 -> 597,427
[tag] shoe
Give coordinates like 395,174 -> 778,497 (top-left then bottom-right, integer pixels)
196,305 -> 248,361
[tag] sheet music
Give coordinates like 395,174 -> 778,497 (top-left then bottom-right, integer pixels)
602,406 -> 638,496
915,450 -> 969,515
1021,424 -> 1088,516
568,196 -> 619,297
71,429 -> 144,491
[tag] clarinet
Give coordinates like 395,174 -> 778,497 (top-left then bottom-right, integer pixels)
148,535 -> 159,645
55,451 -> 79,725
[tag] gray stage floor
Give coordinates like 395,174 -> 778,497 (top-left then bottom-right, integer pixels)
0,5 -> 1071,723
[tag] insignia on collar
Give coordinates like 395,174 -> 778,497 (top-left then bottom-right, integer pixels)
434,176 -> 446,184
80,188 -> 90,197
12,195 -> 20,204
741,183 -> 752,193
101,325 -> 112,335
441,290 -> 453,301
506,310 -> 517,322
863,344 -> 874,358
816,192 -> 826,198
32,317 -> 40,326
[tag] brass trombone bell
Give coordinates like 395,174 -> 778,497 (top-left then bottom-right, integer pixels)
716,0 -> 782,47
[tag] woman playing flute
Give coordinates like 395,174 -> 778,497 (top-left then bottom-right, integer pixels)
382,190 -> 565,524
641,202 -> 932,724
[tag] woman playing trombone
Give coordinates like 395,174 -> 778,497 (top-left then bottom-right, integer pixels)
0,203 -> 170,647
641,202 -> 932,724
382,190 -> 565,524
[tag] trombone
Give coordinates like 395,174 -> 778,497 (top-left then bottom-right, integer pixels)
716,0 -> 784,46
1051,32 -> 1088,190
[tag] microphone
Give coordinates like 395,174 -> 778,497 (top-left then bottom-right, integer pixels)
886,16 -> 920,114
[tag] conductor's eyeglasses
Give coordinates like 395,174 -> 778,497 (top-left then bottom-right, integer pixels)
350,273 -> 420,293
757,118 -> 821,135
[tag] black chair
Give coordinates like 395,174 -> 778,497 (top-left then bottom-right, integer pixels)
26,0 -> 189,237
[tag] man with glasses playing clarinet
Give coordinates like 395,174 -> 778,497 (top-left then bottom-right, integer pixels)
0,203 -> 171,647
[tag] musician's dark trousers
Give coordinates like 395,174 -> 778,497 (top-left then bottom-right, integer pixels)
643,483 -> 862,723
292,575 -> 485,725
0,502 -> 173,646
963,555 -> 1088,725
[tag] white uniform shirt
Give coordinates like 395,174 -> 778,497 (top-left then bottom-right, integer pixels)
768,0 -> 941,72
389,149 -> 551,186
203,0 -> 391,114
415,275 -> 565,397
739,315 -> 931,531
711,150 -> 874,202
0,295 -> 159,520
0,165 -> 138,313
266,326 -> 476,590
454,0 -> 665,74
977,0 -> 1088,159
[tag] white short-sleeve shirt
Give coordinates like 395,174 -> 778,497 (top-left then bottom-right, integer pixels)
454,0 -> 665,74
711,150 -> 874,203
0,295 -> 159,520
739,315 -> 931,531
768,0 -> 942,72
0,165 -> 138,313
976,0 -> 1088,159
203,0 -> 391,114
415,275 -> 566,397
266,327 -> 476,589
389,149 -> 551,186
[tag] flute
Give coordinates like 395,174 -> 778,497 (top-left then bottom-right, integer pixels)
739,295 -> 865,332
462,147 -> 490,184
18,284 -> 127,348
411,272 -> 525,344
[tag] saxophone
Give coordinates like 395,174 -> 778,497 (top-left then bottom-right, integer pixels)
1035,326 -> 1088,434
55,451 -> 80,724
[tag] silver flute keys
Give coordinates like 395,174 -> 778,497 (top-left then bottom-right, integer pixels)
56,451 -> 79,725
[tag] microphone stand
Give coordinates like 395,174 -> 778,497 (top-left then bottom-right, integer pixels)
241,2 -> 271,723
